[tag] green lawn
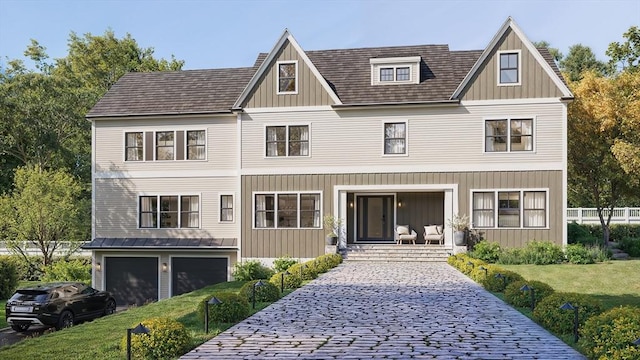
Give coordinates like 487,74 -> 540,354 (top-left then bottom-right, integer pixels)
0,280 -> 279,359
500,260 -> 640,309
0,300 -> 5,328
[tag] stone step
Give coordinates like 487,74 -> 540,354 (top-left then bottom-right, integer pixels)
343,244 -> 450,262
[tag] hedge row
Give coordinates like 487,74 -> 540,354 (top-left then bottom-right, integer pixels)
448,254 -> 640,359
469,240 -> 611,265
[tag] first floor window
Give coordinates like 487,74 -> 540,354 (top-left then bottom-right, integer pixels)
220,194 -> 233,222
186,130 -> 206,160
384,122 -> 406,154
125,132 -> 143,161
471,190 -> 547,229
156,131 -> 174,160
254,192 -> 321,229
139,195 -> 199,228
485,118 -> 533,152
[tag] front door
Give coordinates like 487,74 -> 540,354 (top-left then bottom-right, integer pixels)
357,195 -> 394,242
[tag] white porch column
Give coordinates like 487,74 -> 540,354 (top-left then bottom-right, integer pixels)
338,190 -> 348,249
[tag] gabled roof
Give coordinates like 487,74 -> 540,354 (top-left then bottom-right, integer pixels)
451,16 -> 573,100
87,68 -> 256,118
233,29 -> 342,109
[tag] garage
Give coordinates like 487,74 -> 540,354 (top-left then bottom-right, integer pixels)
171,257 -> 228,296
105,257 -> 159,306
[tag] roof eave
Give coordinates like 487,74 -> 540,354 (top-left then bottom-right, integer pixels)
86,110 -> 235,120
332,99 -> 460,110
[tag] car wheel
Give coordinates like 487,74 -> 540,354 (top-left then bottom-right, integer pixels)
104,299 -> 116,316
56,310 -> 74,330
11,323 -> 30,332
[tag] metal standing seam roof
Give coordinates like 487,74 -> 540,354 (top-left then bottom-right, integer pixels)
82,238 -> 238,249
86,44 -> 562,118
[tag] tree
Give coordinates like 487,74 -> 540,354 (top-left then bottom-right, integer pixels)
609,70 -> 640,182
567,71 -> 639,244
533,40 -> 563,63
607,26 -> 640,72
0,165 -> 90,268
560,44 -> 611,81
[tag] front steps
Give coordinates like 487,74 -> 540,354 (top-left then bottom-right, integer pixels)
343,244 -> 451,262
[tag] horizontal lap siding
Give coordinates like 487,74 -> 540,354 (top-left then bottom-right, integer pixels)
241,170 -> 563,258
94,116 -> 237,172
241,103 -> 563,169
95,177 -> 237,239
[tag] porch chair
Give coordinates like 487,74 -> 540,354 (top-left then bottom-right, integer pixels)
395,224 -> 417,245
423,225 -> 444,245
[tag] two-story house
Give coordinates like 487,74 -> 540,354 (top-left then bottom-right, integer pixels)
85,17 -> 572,306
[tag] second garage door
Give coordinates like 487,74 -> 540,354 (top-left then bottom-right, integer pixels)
105,257 -> 159,306
171,257 -> 228,296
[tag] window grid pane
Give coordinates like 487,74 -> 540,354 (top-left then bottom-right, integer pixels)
524,191 -> 546,227
498,192 -> 520,227
140,196 -> 157,228
220,195 -> 233,222
278,63 -> 296,92
125,132 -> 143,161
255,194 -> 275,228
156,131 -> 174,160
380,68 -> 393,81
384,122 -> 406,154
288,125 -> 309,156
159,196 -> 179,228
396,67 -> 410,81
300,194 -> 321,228
187,130 -> 206,160
500,53 -> 519,84
472,192 -> 495,228
277,194 -> 298,228
485,120 -> 508,152
266,126 -> 286,157
510,119 -> 533,151
180,196 -> 199,228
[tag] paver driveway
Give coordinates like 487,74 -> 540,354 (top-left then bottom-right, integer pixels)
182,262 -> 585,359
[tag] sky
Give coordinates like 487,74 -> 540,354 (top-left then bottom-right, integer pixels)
0,0 -> 639,71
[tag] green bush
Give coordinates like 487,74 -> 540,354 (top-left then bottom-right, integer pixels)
565,243 -> 596,264
568,222 -> 600,245
579,306 -> 640,360
232,260 -> 275,281
610,224 -> 640,242
619,237 -> 640,257
479,267 -> 524,292
273,255 -> 298,273
288,262 -> 317,281
317,253 -> 343,268
269,270 -> 302,290
497,241 -> 564,265
0,256 -> 19,299
469,240 -> 501,263
120,317 -> 192,360
239,279 -> 280,303
497,248 -> 524,265
532,292 -> 603,335
42,259 -> 91,283
197,291 -> 250,323
504,280 -> 555,309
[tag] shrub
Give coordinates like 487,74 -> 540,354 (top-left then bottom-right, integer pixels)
121,317 -> 192,360
532,292 -> 603,335
239,279 -> 280,303
567,222 -> 599,245
318,253 -> 343,268
288,262 -> 317,281
565,243 -> 595,264
269,271 -> 302,290
197,291 -> 250,323
232,260 -> 274,281
273,255 -> 298,273
579,306 -> 640,360
469,240 -> 501,263
497,248 -> 524,265
504,280 -> 555,309
497,241 -> 564,265
609,224 -> 640,242
0,256 -> 19,299
479,268 -> 524,292
619,237 -> 640,257
42,259 -> 91,283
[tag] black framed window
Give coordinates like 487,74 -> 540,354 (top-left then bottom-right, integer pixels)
125,132 -> 143,161
220,195 -> 233,222
384,122 -> 406,154
278,62 -> 296,92
499,52 -> 519,84
156,131 -> 174,160
186,130 -> 205,160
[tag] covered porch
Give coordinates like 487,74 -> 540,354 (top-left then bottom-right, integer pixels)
333,184 -> 459,249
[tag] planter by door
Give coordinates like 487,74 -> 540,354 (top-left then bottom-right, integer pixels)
453,231 -> 466,246
326,236 -> 338,245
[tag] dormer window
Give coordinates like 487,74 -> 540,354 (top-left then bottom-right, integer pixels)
370,57 -> 420,85
277,61 -> 298,94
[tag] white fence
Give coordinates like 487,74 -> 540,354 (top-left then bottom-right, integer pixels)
567,207 -> 640,224
0,241 -> 91,256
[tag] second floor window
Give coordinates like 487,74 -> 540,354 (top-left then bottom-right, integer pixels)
485,118 -> 533,152
384,122 -> 406,155
125,132 -> 143,161
220,194 -> 233,222
156,131 -> 174,160
187,130 -> 205,160
266,125 -> 309,157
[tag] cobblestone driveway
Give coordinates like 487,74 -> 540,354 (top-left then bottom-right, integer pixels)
182,262 -> 585,359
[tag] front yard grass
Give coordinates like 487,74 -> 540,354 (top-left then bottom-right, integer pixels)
0,300 -> 6,328
0,280 -> 282,359
500,260 -> 640,309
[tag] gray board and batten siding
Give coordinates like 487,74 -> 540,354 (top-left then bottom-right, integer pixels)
241,170 -> 563,259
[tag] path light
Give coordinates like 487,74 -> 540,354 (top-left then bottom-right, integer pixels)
560,302 -> 579,343
478,266 -> 488,278
299,264 -> 305,279
252,280 -> 265,309
280,271 -> 290,294
467,261 -> 475,268
494,273 -> 507,289
204,296 -> 222,334
520,284 -> 536,311
126,323 -> 150,360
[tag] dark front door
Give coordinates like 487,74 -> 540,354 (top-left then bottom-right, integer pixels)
171,257 -> 228,296
357,195 -> 394,242
105,257 -> 158,306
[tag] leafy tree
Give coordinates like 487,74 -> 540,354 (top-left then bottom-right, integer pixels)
608,70 -> 640,183
567,71 -> 639,244
607,26 -> 640,72
533,40 -> 563,63
0,165 -> 90,268
560,44 -> 611,81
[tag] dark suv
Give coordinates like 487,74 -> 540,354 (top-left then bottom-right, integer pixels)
5,282 -> 116,332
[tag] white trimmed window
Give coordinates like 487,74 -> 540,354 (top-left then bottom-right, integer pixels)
125,132 -> 143,161
471,190 -> 547,228
139,195 -> 199,229
384,122 -> 407,155
155,131 -> 175,160
186,130 -> 206,160
254,192 -> 321,229
370,57 -> 420,85
277,61 -> 297,94
498,51 -> 520,85
485,118 -> 533,152
266,125 -> 309,157
220,194 -> 234,222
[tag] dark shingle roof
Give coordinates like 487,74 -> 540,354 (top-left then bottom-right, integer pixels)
87,68 -> 256,118
82,237 -> 238,249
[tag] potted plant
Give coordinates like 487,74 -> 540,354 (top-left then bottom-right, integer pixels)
323,214 -> 342,245
447,213 -> 470,246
